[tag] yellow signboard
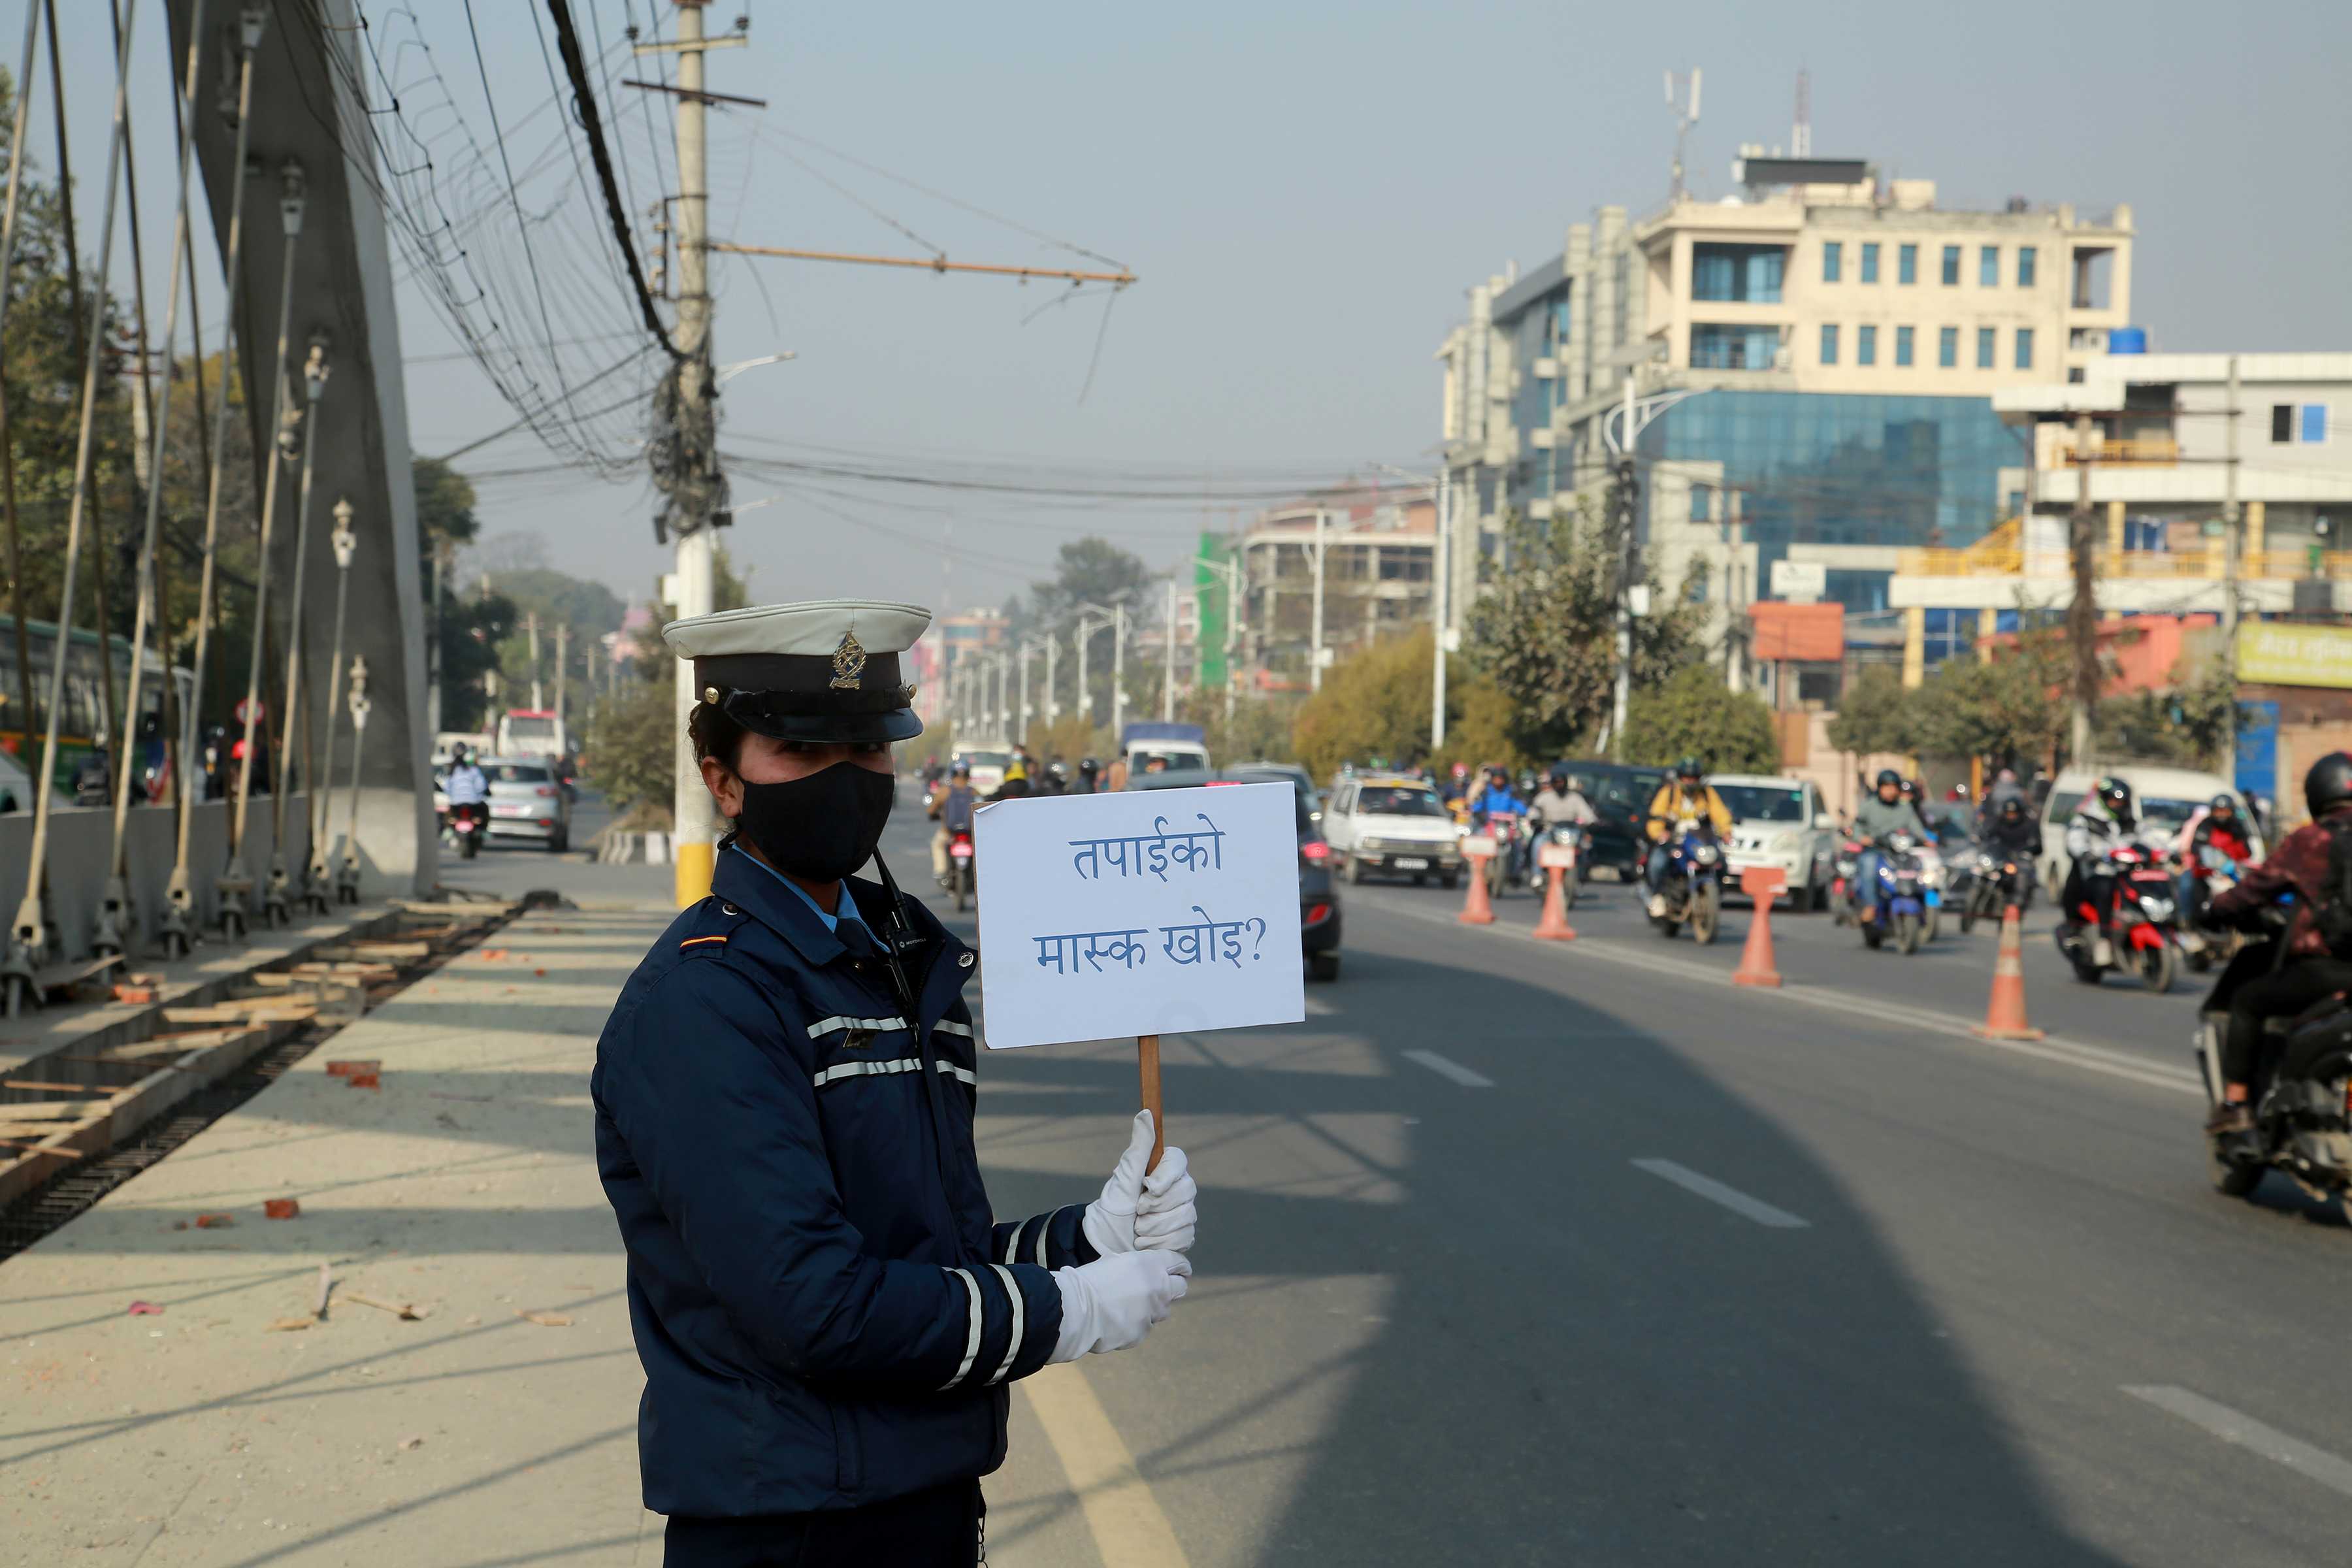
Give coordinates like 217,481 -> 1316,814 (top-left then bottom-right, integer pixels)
2238,622 -> 2352,689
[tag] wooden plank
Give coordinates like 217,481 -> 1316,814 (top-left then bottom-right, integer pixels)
3,1079 -> 101,1095
33,954 -> 123,990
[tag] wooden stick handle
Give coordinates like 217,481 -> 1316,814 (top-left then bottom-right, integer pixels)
1137,1034 -> 1164,1173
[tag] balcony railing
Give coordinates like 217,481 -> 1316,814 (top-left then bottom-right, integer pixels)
2061,435 -> 2179,465
1898,546 -> 2352,583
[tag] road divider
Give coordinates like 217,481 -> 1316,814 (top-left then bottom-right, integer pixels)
1632,1157 -> 1810,1229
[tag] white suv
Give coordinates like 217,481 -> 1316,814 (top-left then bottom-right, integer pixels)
1710,774 -> 1837,912
1323,774 -> 1465,888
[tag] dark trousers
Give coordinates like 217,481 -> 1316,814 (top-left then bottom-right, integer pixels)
2061,862 -> 2116,928
2221,957 -> 2352,1088
665,1479 -> 981,1567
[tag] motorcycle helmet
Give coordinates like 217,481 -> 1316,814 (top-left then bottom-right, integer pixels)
451,743 -> 470,764
1997,794 -> 2026,823
1898,777 -> 1922,801
2207,792 -> 2237,820
2304,752 -> 2352,819
1452,762 -> 1469,780
1674,756 -> 1703,782
1048,760 -> 1070,782
1874,768 -> 1901,792
1548,765 -> 1570,791
1078,755 -> 1100,776
2095,776 -> 2134,825
951,760 -> 970,778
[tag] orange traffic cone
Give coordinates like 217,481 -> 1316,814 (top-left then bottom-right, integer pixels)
1458,844 -> 1496,925
1733,866 -> 1784,987
1533,862 -> 1578,941
1977,904 -> 2044,1040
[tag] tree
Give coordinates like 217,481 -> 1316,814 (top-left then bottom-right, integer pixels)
2095,659 -> 2244,770
1465,498 -> 1702,759
1908,629 -> 2069,774
1291,627 -> 1520,780
1024,538 -> 1148,632
1825,665 -> 1917,757
1620,663 -> 1781,774
581,678 -> 675,824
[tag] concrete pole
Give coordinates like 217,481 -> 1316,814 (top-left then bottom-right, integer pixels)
1612,372 -> 1636,750
1045,633 -> 1060,725
1725,488 -> 1744,693
527,611 -> 543,710
2067,410 -> 2099,766
2220,354 -> 2241,784
1112,604 -> 1128,739
1162,576 -> 1177,721
1018,639 -> 1031,748
1431,468 -> 1450,749
1076,621 -> 1091,727
668,0 -> 718,907
1309,512 -> 1327,693
555,621 -> 569,727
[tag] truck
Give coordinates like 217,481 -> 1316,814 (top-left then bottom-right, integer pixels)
1120,721 -> 1209,777
497,708 -> 569,763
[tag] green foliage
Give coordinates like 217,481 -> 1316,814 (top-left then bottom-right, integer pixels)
1825,665 -> 1918,757
1291,627 -> 1520,781
1465,497 -> 1702,759
2095,659 -> 2243,769
412,456 -> 480,555
1620,663 -> 1782,774
1909,630 -> 2069,773
581,678 -> 677,815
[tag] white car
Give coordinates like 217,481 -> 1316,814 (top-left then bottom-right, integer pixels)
951,745 -> 1011,796
1322,774 -> 1466,887
1711,774 -> 1838,911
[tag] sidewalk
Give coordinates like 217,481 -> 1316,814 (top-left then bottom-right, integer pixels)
0,888 -> 1131,1567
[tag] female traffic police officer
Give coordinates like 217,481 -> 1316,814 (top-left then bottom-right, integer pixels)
593,600 -> 1198,1565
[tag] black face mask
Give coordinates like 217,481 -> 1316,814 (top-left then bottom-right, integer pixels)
734,760 -> 896,883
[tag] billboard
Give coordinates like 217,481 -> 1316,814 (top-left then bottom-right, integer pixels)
2237,623 -> 2352,691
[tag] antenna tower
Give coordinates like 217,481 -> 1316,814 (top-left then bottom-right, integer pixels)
1665,69 -> 1703,201
1793,68 -> 1812,157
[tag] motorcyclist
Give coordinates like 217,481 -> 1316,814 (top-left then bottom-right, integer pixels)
1530,766 -> 1598,831
2200,753 -> 2352,1135
1470,766 -> 1527,875
444,743 -> 489,840
989,757 -> 1034,802
1443,761 -> 1473,818
2178,792 -> 2255,942
1982,794 -> 2043,907
1976,766 -> 2027,834
2061,776 -> 2145,962
928,760 -> 978,882
1042,758 -> 1071,796
1644,758 -> 1734,917
1075,755 -> 1103,794
1849,768 -> 1935,923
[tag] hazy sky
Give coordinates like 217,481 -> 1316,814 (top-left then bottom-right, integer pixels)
16,0 -> 2352,619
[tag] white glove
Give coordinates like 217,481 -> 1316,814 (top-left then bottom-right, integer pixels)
1082,1111 -> 1199,1256
1051,1250 -> 1190,1363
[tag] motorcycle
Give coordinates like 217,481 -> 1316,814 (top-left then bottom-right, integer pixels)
1648,817 -> 1723,944
2183,845 -> 2251,974
1829,836 -> 1867,927
1960,849 -> 2032,934
1535,822 -> 1586,907
449,800 -> 487,860
1859,830 -> 1929,955
1911,839 -> 1948,942
943,826 -> 975,912
2196,903 -> 2352,1202
2057,840 -> 2181,991
1480,812 -> 1526,900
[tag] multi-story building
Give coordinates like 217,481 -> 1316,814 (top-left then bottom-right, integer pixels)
1438,155 -> 2137,682
1217,485 -> 1436,691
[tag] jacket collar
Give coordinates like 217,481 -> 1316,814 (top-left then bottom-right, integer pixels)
712,841 -> 851,968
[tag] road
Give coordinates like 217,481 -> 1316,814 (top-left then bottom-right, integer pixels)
362,785 -> 2352,1563
887,787 -> 2352,1566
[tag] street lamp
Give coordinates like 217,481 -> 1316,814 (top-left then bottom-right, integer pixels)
336,657 -> 369,905
308,498 -> 358,904
267,335 -> 331,925
1600,368 -> 1699,750
1371,466 -> 1447,748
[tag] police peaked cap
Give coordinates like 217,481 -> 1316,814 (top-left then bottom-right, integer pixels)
664,599 -> 929,743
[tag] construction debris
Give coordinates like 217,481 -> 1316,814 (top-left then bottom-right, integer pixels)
346,1292 -> 427,1321
264,1198 -> 301,1220
515,1309 -> 572,1328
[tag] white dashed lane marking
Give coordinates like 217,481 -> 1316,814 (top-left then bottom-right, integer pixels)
1632,1158 -> 1810,1229
2125,1385 -> 2352,1499
1401,1050 -> 1494,1088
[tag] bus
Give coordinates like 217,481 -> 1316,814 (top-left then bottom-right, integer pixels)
0,615 -> 193,799
497,708 -> 568,762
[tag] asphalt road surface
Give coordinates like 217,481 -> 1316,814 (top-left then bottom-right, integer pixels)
891,784 -> 2352,1565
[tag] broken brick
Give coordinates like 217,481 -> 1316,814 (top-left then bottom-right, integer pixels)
263,1199 -> 301,1220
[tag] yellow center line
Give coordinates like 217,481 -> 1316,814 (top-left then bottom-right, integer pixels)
1019,1363 -> 1190,1567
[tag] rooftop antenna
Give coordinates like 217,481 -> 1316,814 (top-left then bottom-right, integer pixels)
1793,67 -> 1812,157
1666,69 -> 1703,201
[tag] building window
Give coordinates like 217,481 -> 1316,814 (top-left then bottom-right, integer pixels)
1822,242 -> 1842,284
1689,485 -> 1712,523
1941,245 -> 1961,286
1820,323 -> 1839,365
2274,403 -> 2333,444
1980,245 -> 1999,286
1976,327 -> 1996,368
1691,243 -> 1784,303
1939,325 -> 1958,367
2018,246 -> 2037,287
1857,325 -> 1877,367
1899,243 -> 1918,284
1689,323 -> 1779,370
1895,326 -> 1915,367
2014,327 -> 2034,369
1861,242 -> 1880,284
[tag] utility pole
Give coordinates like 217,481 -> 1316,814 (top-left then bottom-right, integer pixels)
1162,576 -> 1177,721
1044,632 -> 1060,725
2219,354 -> 2241,784
1612,374 -> 1637,749
555,621 -> 569,726
527,610 -> 543,710
1724,487 -> 1745,694
665,0 -> 719,907
1309,510 -> 1328,693
2068,409 -> 2099,766
1431,467 -> 1450,749
1112,602 -> 1128,739
1017,638 -> 1032,747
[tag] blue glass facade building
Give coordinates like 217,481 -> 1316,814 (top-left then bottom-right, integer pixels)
1635,390 -> 2019,611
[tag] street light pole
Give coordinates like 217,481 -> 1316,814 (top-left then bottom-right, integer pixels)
1162,576 -> 1177,723
307,497 -> 357,905
1432,468 -> 1450,749
1309,510 -> 1328,693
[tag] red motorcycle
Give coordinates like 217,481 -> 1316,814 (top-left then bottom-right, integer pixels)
449,800 -> 488,861
2056,841 -> 2181,991
944,826 -> 975,912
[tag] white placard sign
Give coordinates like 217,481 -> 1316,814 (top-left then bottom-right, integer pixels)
973,783 -> 1305,1049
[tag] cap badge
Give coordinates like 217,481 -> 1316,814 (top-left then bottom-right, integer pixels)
830,629 -> 866,691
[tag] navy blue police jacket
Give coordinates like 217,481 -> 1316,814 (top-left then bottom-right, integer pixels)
592,841 -> 1100,1517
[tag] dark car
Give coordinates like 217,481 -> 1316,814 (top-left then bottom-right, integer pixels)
1556,760 -> 1667,881
1129,765 -> 1343,982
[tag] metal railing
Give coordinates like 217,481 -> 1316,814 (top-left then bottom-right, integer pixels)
1899,545 -> 2352,582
